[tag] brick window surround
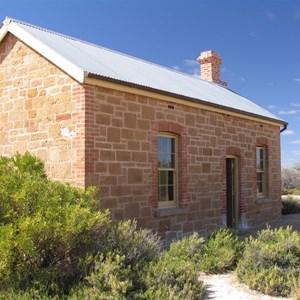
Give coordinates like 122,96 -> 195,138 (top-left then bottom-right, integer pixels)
151,121 -> 188,211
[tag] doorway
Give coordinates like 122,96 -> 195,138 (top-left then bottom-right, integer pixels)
226,156 -> 239,228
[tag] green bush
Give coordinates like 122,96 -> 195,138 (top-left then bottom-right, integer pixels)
0,289 -> 54,300
136,235 -> 206,300
282,196 -> 300,215
101,219 -> 162,267
141,252 -> 205,300
165,232 -> 205,264
199,228 -> 240,273
236,226 -> 300,297
99,219 -> 162,295
71,253 -> 132,300
0,152 -> 110,295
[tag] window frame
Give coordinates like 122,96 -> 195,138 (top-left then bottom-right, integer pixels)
157,133 -> 178,208
256,145 -> 267,197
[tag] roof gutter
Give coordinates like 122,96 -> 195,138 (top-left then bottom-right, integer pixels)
280,124 -> 288,133
85,72 -> 288,127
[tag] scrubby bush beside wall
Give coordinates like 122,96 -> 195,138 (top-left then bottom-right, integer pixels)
0,152 -> 110,296
139,234 -> 206,300
199,228 -> 240,273
0,153 -> 206,299
282,196 -> 300,215
236,226 -> 300,297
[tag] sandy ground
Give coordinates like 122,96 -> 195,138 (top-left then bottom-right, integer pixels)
239,211 -> 300,239
201,272 -> 288,300
200,212 -> 300,300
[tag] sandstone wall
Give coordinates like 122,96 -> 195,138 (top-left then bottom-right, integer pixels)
0,33 -> 85,186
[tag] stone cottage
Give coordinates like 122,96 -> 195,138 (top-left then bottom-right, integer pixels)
0,17 -> 287,238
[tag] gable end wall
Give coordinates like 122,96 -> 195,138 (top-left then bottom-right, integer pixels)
0,33 -> 85,187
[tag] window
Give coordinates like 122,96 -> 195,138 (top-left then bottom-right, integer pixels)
256,146 -> 266,197
157,134 -> 178,207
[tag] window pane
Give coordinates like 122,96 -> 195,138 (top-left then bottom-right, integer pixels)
158,136 -> 175,169
168,171 -> 174,185
159,170 -> 167,185
171,153 -> 175,168
159,185 -> 167,202
168,185 -> 174,201
257,173 -> 263,193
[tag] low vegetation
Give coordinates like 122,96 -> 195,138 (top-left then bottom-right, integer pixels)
199,228 -> 240,273
1,153 -> 299,299
236,226 -> 300,297
282,196 -> 300,214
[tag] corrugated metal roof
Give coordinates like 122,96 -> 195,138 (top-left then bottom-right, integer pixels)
1,17 -> 286,125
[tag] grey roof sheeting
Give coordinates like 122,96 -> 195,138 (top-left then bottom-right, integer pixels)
2,17 -> 286,125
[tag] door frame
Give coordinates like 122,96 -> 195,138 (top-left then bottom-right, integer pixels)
226,155 -> 239,229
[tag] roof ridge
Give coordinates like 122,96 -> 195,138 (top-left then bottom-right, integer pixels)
5,17 -> 215,85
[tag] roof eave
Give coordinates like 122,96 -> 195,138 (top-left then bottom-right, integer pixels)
2,18 -> 85,83
85,72 -> 288,127
0,20 -> 9,42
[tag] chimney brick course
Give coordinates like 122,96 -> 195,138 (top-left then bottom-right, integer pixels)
197,50 -> 227,86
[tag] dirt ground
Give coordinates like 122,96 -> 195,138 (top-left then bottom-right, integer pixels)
201,212 -> 300,300
239,212 -> 300,239
202,272 -> 288,300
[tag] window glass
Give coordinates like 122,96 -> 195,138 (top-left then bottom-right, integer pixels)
157,135 -> 177,206
256,146 -> 266,197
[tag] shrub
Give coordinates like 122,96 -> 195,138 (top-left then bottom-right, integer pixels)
101,219 -> 162,267
282,196 -> 300,215
236,226 -> 300,297
0,152 -> 110,295
0,289 -> 54,300
136,235 -> 206,300
165,232 -> 205,264
71,253 -> 132,300
99,219 -> 162,296
141,251 -> 205,300
199,228 -> 240,273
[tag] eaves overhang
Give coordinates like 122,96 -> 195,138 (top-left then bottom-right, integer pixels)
85,72 -> 288,128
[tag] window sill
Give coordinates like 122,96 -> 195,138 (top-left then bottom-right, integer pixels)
256,197 -> 273,204
153,207 -> 186,217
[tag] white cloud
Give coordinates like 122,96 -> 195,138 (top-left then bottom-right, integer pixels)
249,31 -> 257,38
268,104 -> 276,110
239,76 -> 246,82
293,78 -> 300,83
291,150 -> 300,156
266,11 -> 276,19
183,59 -> 198,67
291,139 -> 300,144
278,109 -> 300,115
281,129 -> 295,136
291,103 -> 300,107
183,59 -> 200,77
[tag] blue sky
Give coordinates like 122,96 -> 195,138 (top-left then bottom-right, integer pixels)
1,0 -> 300,166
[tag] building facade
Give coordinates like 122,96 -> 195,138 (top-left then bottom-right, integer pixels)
0,18 -> 287,238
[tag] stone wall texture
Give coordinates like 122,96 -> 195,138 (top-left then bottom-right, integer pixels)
0,34 -> 282,238
0,33 -> 85,187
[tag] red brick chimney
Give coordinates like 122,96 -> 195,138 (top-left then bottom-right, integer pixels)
197,50 -> 227,86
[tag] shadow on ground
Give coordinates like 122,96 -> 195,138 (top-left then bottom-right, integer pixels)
239,212 -> 300,239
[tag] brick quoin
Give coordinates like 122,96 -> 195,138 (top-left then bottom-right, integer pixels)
0,33 -> 283,237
